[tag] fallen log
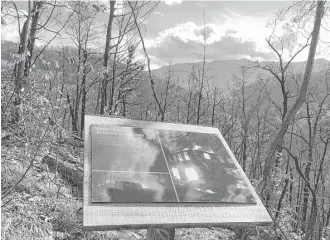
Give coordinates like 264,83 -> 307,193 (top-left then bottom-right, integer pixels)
146,228 -> 175,240
42,154 -> 83,196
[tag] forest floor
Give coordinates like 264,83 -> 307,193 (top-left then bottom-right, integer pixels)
1,132 -> 248,240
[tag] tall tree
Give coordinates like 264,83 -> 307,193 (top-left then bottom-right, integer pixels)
261,0 -> 325,193
127,1 -> 164,122
64,1 -> 99,136
13,0 -> 32,121
24,1 -> 43,77
99,0 -> 116,115
196,8 -> 207,125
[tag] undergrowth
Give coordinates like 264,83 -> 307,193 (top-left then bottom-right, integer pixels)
1,137 -> 240,239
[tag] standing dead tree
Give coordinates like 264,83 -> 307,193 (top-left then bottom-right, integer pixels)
8,0 -> 72,122
230,69 -> 265,172
99,0 -> 116,115
157,63 -> 181,122
64,1 -> 100,136
260,0 -> 325,194
196,8 -> 207,125
127,1 -> 164,122
97,0 -> 154,116
13,0 -> 32,122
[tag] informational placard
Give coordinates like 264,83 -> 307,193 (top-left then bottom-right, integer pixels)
91,126 -> 256,204
83,115 -> 272,231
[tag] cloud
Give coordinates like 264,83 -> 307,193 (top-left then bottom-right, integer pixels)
164,0 -> 183,6
156,22 -> 209,44
1,7 -> 28,42
194,25 -> 214,40
155,11 -> 164,17
210,35 -> 275,60
146,22 -> 275,65
225,29 -> 238,35
1,22 -> 19,43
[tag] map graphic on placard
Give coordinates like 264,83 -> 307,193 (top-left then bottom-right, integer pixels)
91,125 -> 256,204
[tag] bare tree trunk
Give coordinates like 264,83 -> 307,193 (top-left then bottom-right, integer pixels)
261,1 -> 324,190
242,127 -> 248,172
304,196 -> 318,240
326,205 -> 330,226
161,66 -> 173,121
275,127 -> 294,219
67,94 -> 78,135
186,91 -> 192,124
13,0 -> 32,121
24,0 -> 43,77
176,98 -> 180,122
122,94 -> 126,117
103,0 -> 116,68
286,149 -> 319,240
211,96 -> 216,126
196,9 -> 206,125
127,1 -> 164,122
302,99 -> 321,231
294,174 -> 302,231
108,48 -> 117,114
211,88 -> 220,126
80,50 -> 87,137
289,166 -> 293,206
100,0 -> 116,114
275,160 -> 290,220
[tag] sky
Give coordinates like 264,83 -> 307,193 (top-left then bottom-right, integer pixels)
2,1 -> 330,69
143,0 -> 330,68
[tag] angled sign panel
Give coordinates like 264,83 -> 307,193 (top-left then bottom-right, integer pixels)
83,115 -> 272,230
91,126 -> 256,204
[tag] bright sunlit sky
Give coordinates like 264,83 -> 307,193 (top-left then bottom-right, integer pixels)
2,1 -> 330,69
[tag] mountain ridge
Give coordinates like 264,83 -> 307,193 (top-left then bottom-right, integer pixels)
151,58 -> 330,89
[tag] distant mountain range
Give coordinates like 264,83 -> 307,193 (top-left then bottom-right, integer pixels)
151,58 -> 330,89
2,39 -> 329,93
